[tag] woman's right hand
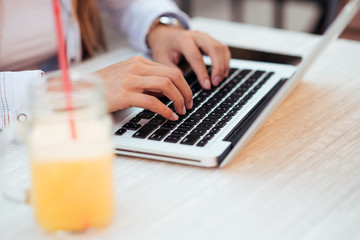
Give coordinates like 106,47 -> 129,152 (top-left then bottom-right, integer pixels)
95,56 -> 193,121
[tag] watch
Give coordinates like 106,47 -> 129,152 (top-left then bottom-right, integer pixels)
153,15 -> 185,29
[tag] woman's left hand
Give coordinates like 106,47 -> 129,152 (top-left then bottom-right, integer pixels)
147,26 -> 231,90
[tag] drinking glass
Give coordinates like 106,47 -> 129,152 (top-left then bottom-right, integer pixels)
0,73 -> 115,233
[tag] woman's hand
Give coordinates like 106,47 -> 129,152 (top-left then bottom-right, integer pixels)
96,56 -> 193,120
147,26 -> 231,89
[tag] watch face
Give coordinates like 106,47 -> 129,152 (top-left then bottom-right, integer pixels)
159,16 -> 179,26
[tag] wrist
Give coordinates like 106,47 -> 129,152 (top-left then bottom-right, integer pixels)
146,15 -> 186,49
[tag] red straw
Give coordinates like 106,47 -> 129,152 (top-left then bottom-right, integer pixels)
52,0 -> 77,139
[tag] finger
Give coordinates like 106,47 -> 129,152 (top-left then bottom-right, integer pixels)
179,36 -> 211,90
193,33 -> 228,86
135,65 -> 193,110
208,45 -> 225,86
139,76 -> 186,115
224,46 -> 231,77
128,93 -> 179,121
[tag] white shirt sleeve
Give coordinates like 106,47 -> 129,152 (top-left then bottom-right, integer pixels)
98,0 -> 190,53
0,71 -> 44,129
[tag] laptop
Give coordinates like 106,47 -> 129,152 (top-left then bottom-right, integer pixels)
112,0 -> 360,167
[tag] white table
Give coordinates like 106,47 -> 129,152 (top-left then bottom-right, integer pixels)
1,17 -> 360,240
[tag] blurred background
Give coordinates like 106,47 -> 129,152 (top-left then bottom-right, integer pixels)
174,0 -> 360,40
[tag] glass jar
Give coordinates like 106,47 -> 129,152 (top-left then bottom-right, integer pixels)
2,73 -> 115,233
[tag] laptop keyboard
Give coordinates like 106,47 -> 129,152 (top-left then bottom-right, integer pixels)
115,66 -> 274,147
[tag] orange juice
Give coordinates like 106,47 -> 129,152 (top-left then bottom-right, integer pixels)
30,155 -> 115,232
28,118 -> 115,232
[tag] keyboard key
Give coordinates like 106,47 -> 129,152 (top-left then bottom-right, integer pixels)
237,69 -> 251,79
194,95 -> 207,102
162,122 -> 177,129
233,104 -> 243,111
186,106 -> 196,114
123,122 -> 141,130
203,101 -> 217,108
184,117 -> 201,125
209,111 -> 224,118
191,128 -> 208,136
200,90 -> 212,97
243,94 -> 251,101
238,99 -> 247,106
198,105 -> 213,112
133,124 -> 158,139
209,127 -> 221,134
203,133 -> 215,141
229,68 -> 238,75
222,115 -> 233,122
149,116 -> 166,125
221,101 -> 234,108
216,120 -> 227,128
137,110 -> 155,119
218,88 -> 231,95
213,92 -> 225,98
254,70 -> 265,77
164,134 -> 182,143
197,122 -> 213,129
215,106 -> 229,112
231,91 -> 244,98
263,72 -> 274,81
177,113 -> 190,121
249,89 -> 257,95
203,116 -> 218,123
235,87 -> 247,94
191,82 -> 202,93
172,128 -> 188,136
209,95 -> 223,102
178,123 -> 195,130
218,103 -> 232,111
115,128 -> 127,136
129,116 -> 141,123
228,109 -> 238,116
180,134 -> 201,145
239,84 -> 251,91
191,111 -> 207,118
196,139 -> 209,147
193,99 -> 203,108
149,128 -> 170,141
243,82 -> 254,88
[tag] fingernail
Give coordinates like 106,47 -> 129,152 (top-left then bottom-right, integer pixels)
204,80 -> 211,89
182,106 -> 186,115
188,99 -> 193,109
214,76 -> 222,86
172,113 -> 179,121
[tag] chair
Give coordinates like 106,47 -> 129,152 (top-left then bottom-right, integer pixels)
178,0 -> 341,34
273,0 -> 341,34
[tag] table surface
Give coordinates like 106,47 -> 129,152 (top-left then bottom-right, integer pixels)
1,17 -> 360,240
